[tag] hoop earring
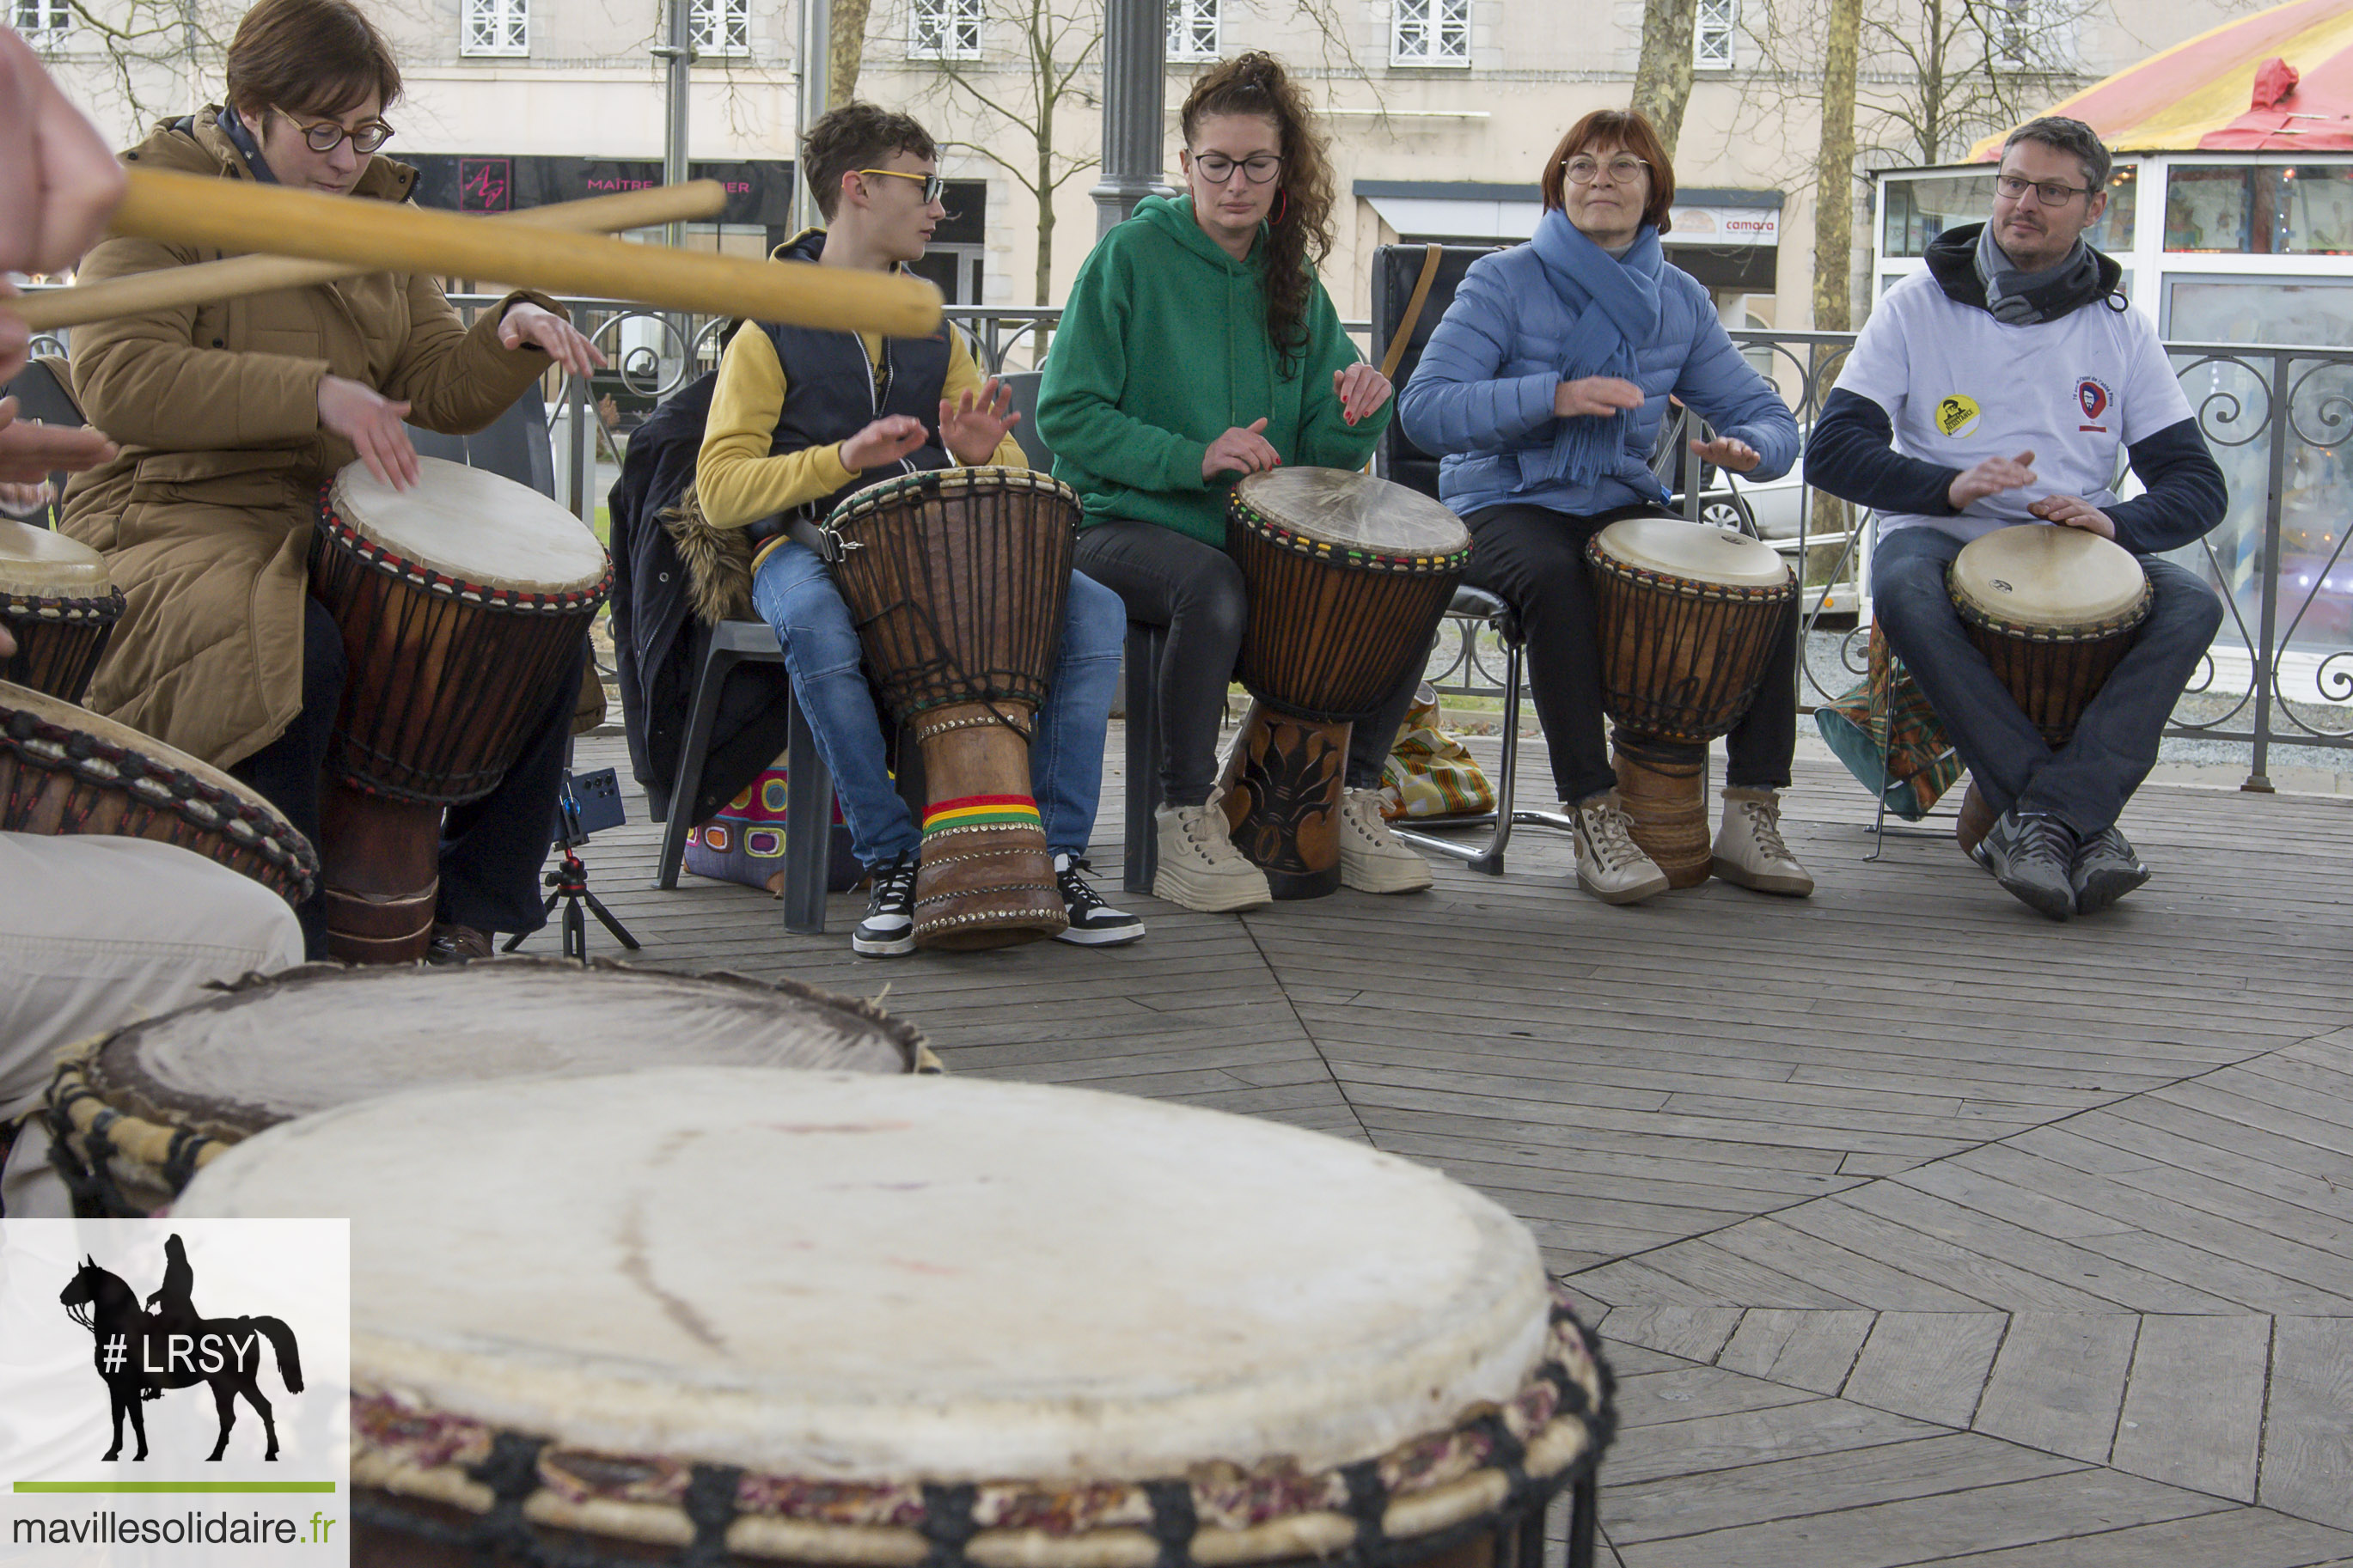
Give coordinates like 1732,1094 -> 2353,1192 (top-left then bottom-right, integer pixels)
1273,188 -> 1290,225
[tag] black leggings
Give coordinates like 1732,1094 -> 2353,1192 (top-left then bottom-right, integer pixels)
1461,501 -> 1798,805
1073,519 -> 1418,807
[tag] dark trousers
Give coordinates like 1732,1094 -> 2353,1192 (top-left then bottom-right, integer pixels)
1073,519 -> 1420,807
1871,525 -> 2222,836
1463,501 -> 1799,805
229,598 -> 576,957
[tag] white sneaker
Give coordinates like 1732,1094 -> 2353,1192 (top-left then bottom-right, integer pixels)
1572,793 -> 1670,906
1337,788 -> 1433,894
1152,800 -> 1273,912
1712,788 -> 1814,897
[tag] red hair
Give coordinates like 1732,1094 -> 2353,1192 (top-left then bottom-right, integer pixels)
1540,109 -> 1676,235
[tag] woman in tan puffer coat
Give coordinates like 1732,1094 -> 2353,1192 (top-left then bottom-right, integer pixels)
62,0 -> 604,957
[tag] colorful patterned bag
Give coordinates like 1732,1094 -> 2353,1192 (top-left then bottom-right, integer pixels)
684,759 -> 862,895
1379,682 -> 1499,821
1813,623 -> 1961,821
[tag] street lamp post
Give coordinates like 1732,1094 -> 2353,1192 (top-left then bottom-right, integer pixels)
1091,0 -> 1164,238
795,0 -> 834,230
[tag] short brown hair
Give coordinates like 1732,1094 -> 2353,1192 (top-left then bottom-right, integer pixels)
802,102 -> 938,222
1541,109 -> 1676,235
223,0 -> 402,119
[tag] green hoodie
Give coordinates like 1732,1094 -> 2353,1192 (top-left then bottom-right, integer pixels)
1036,194 -> 1390,545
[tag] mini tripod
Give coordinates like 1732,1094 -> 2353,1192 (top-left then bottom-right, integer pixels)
505,767 -> 640,960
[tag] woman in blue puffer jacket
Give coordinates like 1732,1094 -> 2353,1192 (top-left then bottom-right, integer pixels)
1398,108 -> 1809,907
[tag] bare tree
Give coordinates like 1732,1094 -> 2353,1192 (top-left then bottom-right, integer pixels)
1810,0 -> 1860,332
26,0 -> 241,137
1630,0 -> 1698,153
901,0 -> 1103,306
831,0 -> 875,103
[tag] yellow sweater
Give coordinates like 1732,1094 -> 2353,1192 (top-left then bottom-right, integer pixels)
694,322 -> 1027,572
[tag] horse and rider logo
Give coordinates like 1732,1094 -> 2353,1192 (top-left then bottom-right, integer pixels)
58,1235 -> 306,1463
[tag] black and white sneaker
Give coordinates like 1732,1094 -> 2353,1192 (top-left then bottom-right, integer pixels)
1053,854 -> 1145,946
851,855 -> 920,957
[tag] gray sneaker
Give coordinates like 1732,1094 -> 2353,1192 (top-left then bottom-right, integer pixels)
2070,826 -> 2149,915
1711,789 -> 1813,897
1974,809 -> 2075,921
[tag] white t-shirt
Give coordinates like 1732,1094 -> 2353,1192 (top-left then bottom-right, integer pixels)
1835,268 -> 2193,542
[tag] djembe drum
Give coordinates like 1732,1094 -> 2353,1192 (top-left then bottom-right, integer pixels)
826,467 -> 1077,949
0,516 -> 123,702
174,1068 -> 1617,1568
0,678 -> 315,903
1222,469 -> 1470,898
1949,523 -> 2151,748
33,961 -> 937,1217
309,457 -> 610,962
1587,516 -> 1795,888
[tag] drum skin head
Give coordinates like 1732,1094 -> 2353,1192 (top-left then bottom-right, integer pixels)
330,457 -> 608,593
180,1068 -> 1552,1485
82,961 -> 927,1144
1951,523 -> 2147,629
1593,515 -> 1791,589
0,516 -> 111,596
1234,467 -> 1471,559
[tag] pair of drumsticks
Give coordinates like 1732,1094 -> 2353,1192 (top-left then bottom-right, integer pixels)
3,168 -> 941,336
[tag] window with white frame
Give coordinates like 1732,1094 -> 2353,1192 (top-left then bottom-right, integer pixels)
1992,0 -> 2074,70
12,0 -> 72,49
693,0 -> 750,55
462,0 -> 528,56
1166,0 -> 1219,61
1694,0 -> 1736,69
908,0 -> 983,59
1390,0 -> 1468,65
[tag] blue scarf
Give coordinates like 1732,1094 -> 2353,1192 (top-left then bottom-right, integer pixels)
1531,209 -> 1663,490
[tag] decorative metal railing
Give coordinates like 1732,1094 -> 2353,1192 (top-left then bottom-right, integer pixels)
28,296 -> 2351,789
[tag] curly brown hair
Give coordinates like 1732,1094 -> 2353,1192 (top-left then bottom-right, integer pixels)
1179,52 -> 1334,372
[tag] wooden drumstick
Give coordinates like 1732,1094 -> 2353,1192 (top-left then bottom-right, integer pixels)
38,167 -> 944,336
9,182 -> 732,332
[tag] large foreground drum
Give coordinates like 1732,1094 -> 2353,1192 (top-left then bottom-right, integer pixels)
1223,469 -> 1470,898
37,961 -> 935,1217
827,467 -> 1077,949
175,1068 -> 1616,1568
0,516 -> 123,702
0,678 -> 315,903
309,457 -> 611,961
1948,523 -> 2151,748
1588,516 -> 1795,888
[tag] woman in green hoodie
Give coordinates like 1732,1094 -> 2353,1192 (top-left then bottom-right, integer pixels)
1038,52 -> 1427,914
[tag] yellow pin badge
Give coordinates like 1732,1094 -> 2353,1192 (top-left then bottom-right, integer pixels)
1934,394 -> 1980,437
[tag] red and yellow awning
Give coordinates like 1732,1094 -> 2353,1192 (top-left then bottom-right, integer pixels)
1966,0 -> 2353,159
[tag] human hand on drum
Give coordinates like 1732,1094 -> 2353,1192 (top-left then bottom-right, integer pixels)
496,302 -> 607,378
1202,418 -> 1280,481
317,375 -> 419,490
1947,449 -> 2036,509
938,375 -> 1020,465
840,413 -> 930,473
1332,363 -> 1393,426
1554,376 -> 1645,420
0,394 -> 115,485
2028,492 -> 2117,540
1690,434 -> 1762,474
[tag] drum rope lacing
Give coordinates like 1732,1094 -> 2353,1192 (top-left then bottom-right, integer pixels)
349,1295 -> 1617,1567
0,703 -> 319,898
1,585 -> 127,623
318,496 -> 616,614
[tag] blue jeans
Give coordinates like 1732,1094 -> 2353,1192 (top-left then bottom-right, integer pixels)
750,540 -> 1124,867
1872,524 -> 2222,836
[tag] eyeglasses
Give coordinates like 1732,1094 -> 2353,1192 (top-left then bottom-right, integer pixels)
1995,173 -> 2093,206
1565,155 -> 1649,186
1190,152 -> 1284,185
274,106 -> 394,155
856,168 -> 947,204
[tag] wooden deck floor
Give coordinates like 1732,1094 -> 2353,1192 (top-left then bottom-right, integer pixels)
529,724 -> 2353,1568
